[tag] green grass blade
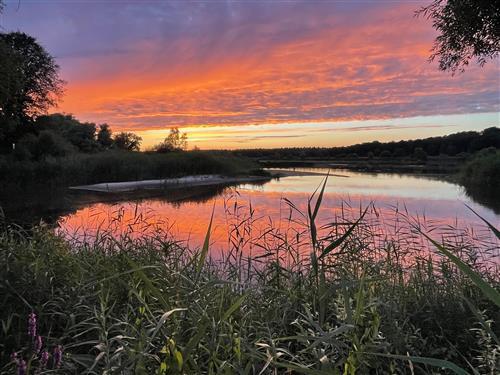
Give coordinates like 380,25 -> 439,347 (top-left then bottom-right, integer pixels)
462,297 -> 499,345
222,293 -> 247,321
422,232 -> 500,308
308,173 -> 329,250
465,204 -> 500,239
196,201 -> 215,281
366,353 -> 470,375
312,172 -> 329,221
319,206 -> 369,259
125,257 -> 169,308
151,308 -> 187,340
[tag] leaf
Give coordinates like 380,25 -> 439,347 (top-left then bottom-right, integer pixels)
125,257 -> 169,308
365,352 -> 470,375
151,308 -> 187,341
308,173 -> 329,249
174,349 -> 183,370
462,297 -> 499,345
196,201 -> 215,281
465,204 -> 500,239
222,293 -> 247,321
421,232 -> 500,308
311,172 -> 330,222
319,206 -> 369,259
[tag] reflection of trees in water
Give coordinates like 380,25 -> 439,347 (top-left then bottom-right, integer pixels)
462,187 -> 500,215
0,182 -> 259,227
0,187 -> 77,227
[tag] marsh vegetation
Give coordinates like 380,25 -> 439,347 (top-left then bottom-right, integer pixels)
0,177 -> 498,374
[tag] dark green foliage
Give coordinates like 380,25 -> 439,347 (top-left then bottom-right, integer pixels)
459,149 -> 500,211
113,132 -> 142,151
393,148 -> 406,157
0,31 -> 64,153
14,131 -> 74,161
35,114 -> 98,153
96,124 -> 113,149
0,206 -> 497,373
153,127 -> 188,153
417,0 -> 500,72
0,150 -> 259,188
0,32 -> 64,121
234,127 -> 500,159
413,147 -> 428,162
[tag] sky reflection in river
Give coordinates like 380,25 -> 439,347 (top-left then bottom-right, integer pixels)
58,170 -> 499,265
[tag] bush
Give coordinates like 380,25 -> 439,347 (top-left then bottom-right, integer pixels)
460,150 -> 500,191
413,147 -> 427,163
459,150 -> 500,212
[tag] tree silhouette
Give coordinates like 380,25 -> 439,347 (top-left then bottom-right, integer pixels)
154,128 -> 188,153
97,124 -> 113,149
113,132 -> 142,151
0,32 -> 64,120
418,0 -> 500,72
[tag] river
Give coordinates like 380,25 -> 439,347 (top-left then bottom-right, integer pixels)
46,168 -> 499,263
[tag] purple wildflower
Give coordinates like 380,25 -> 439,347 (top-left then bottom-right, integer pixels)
17,359 -> 27,375
28,312 -> 37,338
34,335 -> 43,354
53,345 -> 63,368
40,351 -> 50,368
10,351 -> 19,364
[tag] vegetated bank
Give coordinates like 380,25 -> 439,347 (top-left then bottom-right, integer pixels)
0,191 -> 498,374
459,148 -> 500,212
0,114 -> 265,190
234,127 -> 500,174
0,149 -> 263,189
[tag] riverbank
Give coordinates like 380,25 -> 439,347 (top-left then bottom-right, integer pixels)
259,155 -> 466,174
70,174 -> 272,193
0,150 -> 263,189
68,169 -> 348,193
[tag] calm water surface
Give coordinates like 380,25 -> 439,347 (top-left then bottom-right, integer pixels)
58,168 -> 500,257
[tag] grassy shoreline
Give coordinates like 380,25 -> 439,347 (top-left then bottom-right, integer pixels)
0,150 -> 264,189
258,155 -> 466,174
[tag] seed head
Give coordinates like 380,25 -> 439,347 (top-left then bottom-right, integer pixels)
27,312 -> 37,338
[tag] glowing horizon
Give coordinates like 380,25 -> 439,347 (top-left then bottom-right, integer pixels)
2,0 -> 499,149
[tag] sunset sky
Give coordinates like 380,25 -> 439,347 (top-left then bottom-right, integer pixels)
2,0 -> 499,149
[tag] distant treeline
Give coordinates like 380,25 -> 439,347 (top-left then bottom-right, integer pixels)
233,127 -> 500,160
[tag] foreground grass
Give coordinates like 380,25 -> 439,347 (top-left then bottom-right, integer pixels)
0,150 -> 262,189
0,197 -> 498,374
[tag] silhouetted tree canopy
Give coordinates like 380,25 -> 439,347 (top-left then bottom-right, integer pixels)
35,114 -> 98,152
418,0 -> 500,72
97,124 -> 113,149
113,132 -> 142,151
5,113 -> 143,160
154,127 -> 188,153
0,32 -> 64,120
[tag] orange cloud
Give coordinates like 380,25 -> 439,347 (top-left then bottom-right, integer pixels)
7,1 -> 493,147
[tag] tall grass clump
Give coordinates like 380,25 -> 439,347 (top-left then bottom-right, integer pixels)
0,150 -> 262,189
0,179 -> 499,374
